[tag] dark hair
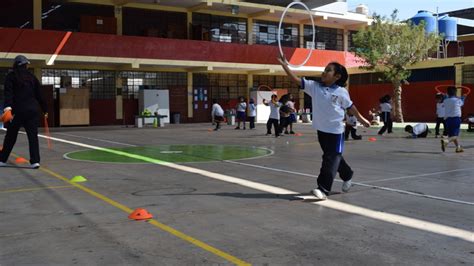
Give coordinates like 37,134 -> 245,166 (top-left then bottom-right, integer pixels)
271,94 -> 277,100
447,86 -> 457,96
249,98 -> 254,104
212,99 -> 218,104
279,94 -> 289,104
379,94 -> 391,103
328,62 -> 348,87
404,125 -> 413,132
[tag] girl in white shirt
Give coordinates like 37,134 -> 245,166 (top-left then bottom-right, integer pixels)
263,94 -> 282,137
378,94 -> 393,135
435,93 -> 446,137
279,57 -> 370,200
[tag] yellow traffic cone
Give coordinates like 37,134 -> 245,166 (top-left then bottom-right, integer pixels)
153,118 -> 158,128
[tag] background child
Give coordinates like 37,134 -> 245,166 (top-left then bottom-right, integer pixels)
211,99 -> 224,131
442,86 -> 467,152
235,96 -> 247,130
378,95 -> 393,135
248,98 -> 256,129
404,123 -> 429,138
286,94 -> 297,134
278,57 -> 370,200
435,93 -> 446,138
279,94 -> 291,135
345,114 -> 362,140
263,94 -> 282,137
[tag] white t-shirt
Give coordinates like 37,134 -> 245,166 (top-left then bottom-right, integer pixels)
380,103 -> 392,112
248,103 -> 256,117
301,78 -> 353,134
346,114 -> 357,127
236,102 -> 247,112
413,123 -> 428,135
444,96 -> 464,118
211,103 -> 224,117
436,102 -> 445,118
268,101 -> 282,120
286,100 -> 296,114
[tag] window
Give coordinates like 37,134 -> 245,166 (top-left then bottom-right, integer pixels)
120,72 -> 187,99
253,20 -> 299,47
41,69 -> 116,99
304,25 -> 344,51
194,74 -> 247,101
348,30 -> 358,51
193,13 -> 247,44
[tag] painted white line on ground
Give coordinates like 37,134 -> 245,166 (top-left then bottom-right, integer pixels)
224,160 -> 474,206
10,131 -> 472,243
6,128 -> 473,206
54,132 -> 137,147
357,167 -> 474,184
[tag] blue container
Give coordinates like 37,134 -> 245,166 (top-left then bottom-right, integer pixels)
438,15 -> 457,41
410,10 -> 437,34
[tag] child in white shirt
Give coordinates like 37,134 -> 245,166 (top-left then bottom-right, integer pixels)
235,96 -> 247,130
442,87 -> 467,152
248,98 -> 257,129
435,93 -> 446,137
279,57 -> 370,200
263,94 -> 282,137
211,99 -> 224,131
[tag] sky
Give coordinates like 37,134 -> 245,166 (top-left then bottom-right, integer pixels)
347,0 -> 474,20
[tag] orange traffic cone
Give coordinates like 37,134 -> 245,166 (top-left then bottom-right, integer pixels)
368,137 -> 377,142
295,133 -> 303,137
15,157 -> 28,164
128,208 -> 153,221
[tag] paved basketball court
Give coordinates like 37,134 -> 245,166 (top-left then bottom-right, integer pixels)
1,123 -> 473,265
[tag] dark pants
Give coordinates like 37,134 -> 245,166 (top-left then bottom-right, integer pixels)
249,116 -> 255,129
378,112 -> 393,134
0,113 -> 40,164
435,117 -> 446,136
317,131 -> 353,195
345,125 -> 361,140
416,128 -> 429,138
214,115 -> 223,130
266,118 -> 279,137
279,116 -> 289,133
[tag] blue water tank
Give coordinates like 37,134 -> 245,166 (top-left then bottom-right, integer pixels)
410,10 -> 437,34
438,15 -> 457,41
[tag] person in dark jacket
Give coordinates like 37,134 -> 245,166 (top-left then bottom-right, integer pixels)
0,55 -> 48,169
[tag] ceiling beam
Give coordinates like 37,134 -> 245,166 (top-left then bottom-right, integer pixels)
187,66 -> 214,72
247,69 -> 275,75
188,1 -> 213,12
248,8 -> 275,19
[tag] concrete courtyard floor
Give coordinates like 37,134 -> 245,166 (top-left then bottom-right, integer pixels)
0,122 -> 473,265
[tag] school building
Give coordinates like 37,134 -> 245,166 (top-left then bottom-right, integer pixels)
0,1 -> 472,126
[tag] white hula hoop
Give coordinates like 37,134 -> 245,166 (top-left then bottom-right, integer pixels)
278,1 -> 315,68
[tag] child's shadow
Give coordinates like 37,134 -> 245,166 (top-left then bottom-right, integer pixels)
164,192 -> 334,202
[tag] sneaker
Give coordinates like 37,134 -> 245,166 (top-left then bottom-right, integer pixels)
284,130 -> 289,134
266,133 -> 271,136
456,146 -> 464,153
290,131 -> 295,134
435,134 -> 439,138
0,161 -> 7,167
310,188 -> 327,200
342,180 -> 352,193
441,139 -> 448,152
30,163 -> 40,169
234,127 -> 240,130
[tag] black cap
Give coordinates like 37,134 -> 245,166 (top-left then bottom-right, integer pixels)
14,55 -> 30,66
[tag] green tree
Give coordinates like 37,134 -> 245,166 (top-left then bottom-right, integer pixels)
352,10 -> 441,122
